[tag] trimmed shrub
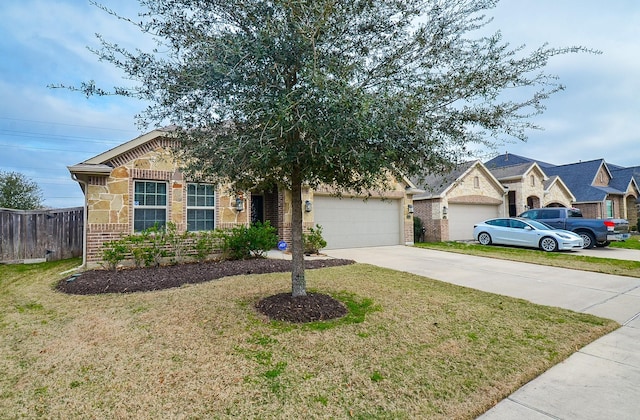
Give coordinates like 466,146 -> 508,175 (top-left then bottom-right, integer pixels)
101,239 -> 128,271
303,224 -> 327,254
221,221 -> 278,260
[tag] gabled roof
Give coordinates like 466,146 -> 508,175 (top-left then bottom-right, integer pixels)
484,153 -> 555,170
412,160 -> 505,199
488,161 -> 547,182
68,127 -> 176,176
543,175 -> 576,202
609,166 -> 640,194
543,159 -> 625,202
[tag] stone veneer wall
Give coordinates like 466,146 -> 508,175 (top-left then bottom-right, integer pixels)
84,145 -> 247,263
542,182 -> 573,207
276,188 -> 315,245
82,140 -> 416,263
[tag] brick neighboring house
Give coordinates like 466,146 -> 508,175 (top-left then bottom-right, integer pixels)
412,161 -> 506,241
413,153 -> 640,243
486,154 -> 640,229
608,165 -> 640,230
68,128 -> 418,266
544,160 -> 631,219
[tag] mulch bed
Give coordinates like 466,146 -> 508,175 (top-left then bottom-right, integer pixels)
56,258 -> 355,323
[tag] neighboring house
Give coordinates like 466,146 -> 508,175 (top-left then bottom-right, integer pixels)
543,159 -> 639,221
68,128 -> 418,265
605,165 -> 640,229
412,161 -> 506,241
486,161 -> 575,216
413,153 -> 640,243
485,153 -> 639,228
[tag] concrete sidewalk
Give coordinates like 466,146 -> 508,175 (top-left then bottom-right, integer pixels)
325,246 -> 640,420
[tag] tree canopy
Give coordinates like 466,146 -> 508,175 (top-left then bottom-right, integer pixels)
0,171 -> 43,210
67,0 -> 589,295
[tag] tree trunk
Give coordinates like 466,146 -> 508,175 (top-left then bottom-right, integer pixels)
290,165 -> 306,297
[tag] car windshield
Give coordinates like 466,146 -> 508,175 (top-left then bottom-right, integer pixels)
525,220 -> 555,230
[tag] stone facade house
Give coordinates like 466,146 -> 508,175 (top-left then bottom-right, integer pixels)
412,161 -> 507,241
487,162 -> 575,216
68,128 -> 418,266
413,153 -> 639,243
486,154 -> 639,229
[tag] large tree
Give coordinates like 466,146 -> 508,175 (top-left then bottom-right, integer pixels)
72,0 -> 588,297
0,171 -> 43,210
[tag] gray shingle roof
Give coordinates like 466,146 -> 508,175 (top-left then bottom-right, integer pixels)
483,154 -> 638,204
484,153 -> 555,170
411,161 -> 477,198
537,159 -> 629,202
489,162 -> 535,180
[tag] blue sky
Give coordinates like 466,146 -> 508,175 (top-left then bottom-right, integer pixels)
1,0 -> 639,208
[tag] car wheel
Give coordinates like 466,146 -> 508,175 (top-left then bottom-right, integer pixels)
595,241 -> 611,248
540,237 -> 558,252
478,232 -> 492,245
578,232 -> 595,249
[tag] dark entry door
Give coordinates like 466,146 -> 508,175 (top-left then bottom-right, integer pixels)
251,195 -> 264,224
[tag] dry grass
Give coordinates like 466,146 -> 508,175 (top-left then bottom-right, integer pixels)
0,258 -> 618,419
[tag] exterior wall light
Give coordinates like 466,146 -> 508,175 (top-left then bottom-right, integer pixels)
235,197 -> 244,212
304,200 -> 313,213
407,204 -> 414,214
442,206 -> 448,217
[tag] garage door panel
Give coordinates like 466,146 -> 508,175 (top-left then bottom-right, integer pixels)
314,196 -> 402,249
448,204 -> 500,241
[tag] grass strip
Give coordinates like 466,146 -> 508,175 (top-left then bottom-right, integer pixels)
415,241 -> 640,278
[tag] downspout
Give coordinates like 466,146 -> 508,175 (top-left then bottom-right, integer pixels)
70,173 -> 88,268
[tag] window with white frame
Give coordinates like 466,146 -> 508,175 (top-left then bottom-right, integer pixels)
133,180 -> 167,231
187,183 -> 215,231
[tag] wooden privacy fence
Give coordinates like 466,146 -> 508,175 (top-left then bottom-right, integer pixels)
0,207 -> 83,263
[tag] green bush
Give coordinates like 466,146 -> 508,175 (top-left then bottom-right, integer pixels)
165,222 -> 194,264
101,239 -> 128,271
303,224 -> 327,254
221,221 -> 278,260
126,234 -> 148,268
99,222 -> 277,268
193,231 -> 220,262
138,224 -> 171,267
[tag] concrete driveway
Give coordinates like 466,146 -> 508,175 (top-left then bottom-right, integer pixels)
325,245 -> 640,420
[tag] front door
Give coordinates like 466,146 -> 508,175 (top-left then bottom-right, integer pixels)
508,191 -> 516,216
251,195 -> 264,224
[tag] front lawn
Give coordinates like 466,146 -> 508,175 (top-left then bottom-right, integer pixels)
0,258 -> 617,419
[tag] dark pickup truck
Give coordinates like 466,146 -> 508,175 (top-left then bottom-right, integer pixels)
518,207 -> 630,249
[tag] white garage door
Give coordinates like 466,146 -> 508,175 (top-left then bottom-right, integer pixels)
313,196 -> 402,249
448,204 -> 500,241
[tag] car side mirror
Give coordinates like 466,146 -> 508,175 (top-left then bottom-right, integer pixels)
524,226 -> 533,231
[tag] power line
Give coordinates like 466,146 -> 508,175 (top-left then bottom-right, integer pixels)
0,143 -> 100,154
0,129 -> 127,145
0,116 -> 139,133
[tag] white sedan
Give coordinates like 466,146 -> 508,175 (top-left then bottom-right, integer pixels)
473,217 -> 584,252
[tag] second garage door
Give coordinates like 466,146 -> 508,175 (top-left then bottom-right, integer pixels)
448,203 -> 500,241
313,196 -> 402,249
